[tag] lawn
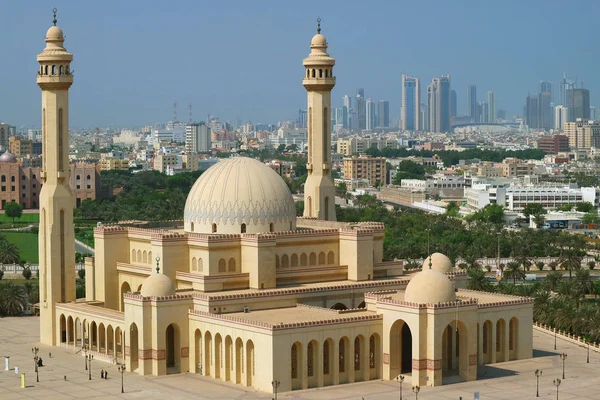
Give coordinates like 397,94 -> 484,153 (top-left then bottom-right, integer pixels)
2,232 -> 39,263
0,212 -> 40,223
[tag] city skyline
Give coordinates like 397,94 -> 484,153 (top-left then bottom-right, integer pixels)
1,0 -> 598,128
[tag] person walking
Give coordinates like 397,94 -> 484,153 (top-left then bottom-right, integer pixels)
104,371 -> 108,379
100,369 -> 105,379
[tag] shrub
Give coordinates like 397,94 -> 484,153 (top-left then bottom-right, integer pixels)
0,269 -> 3,280
485,265 -> 492,272
458,263 -> 468,270
30,226 -> 39,234
536,261 -> 545,271
22,267 -> 32,280
588,261 -> 596,270
78,269 -> 85,280
549,261 -> 558,271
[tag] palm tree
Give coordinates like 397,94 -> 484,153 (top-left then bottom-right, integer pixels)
504,261 -> 525,283
0,282 -> 27,316
467,268 -> 491,291
573,268 -> 594,297
22,282 -> 39,305
533,290 -> 551,323
542,271 -> 563,292
0,239 -> 20,264
535,261 -> 545,271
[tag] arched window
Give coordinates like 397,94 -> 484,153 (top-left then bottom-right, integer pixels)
218,259 -> 226,272
354,337 -> 361,371
327,251 -> 335,265
291,254 -> 298,267
311,69 -> 315,78
131,249 -> 136,262
228,258 -> 236,272
137,250 -> 141,262
241,223 -> 246,233
76,175 -> 81,180
142,251 -> 147,264
339,339 -> 346,373
32,174 -> 36,179
300,253 -> 307,266
87,175 -> 91,180
307,342 -> 314,377
1,176 -> 5,182
319,69 -> 323,78
281,254 -> 289,268
275,255 -> 280,269
191,257 -> 197,271
148,251 -> 152,263
369,335 -> 376,368
269,223 -> 274,232
291,343 -> 298,379
52,65 -> 56,75
10,176 -> 15,182
44,65 -> 48,75
190,222 -> 194,232
212,223 -> 217,233
198,258 -> 203,272
59,65 -> 64,75
306,69 -> 310,78
309,253 -> 316,266
319,252 -> 326,265
325,69 -> 329,78
40,66 -> 43,75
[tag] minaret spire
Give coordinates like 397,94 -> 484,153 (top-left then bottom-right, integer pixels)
52,7 -> 57,26
317,17 -> 321,34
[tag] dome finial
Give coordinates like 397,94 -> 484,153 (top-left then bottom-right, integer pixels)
52,7 -> 57,26
155,256 -> 161,274
317,17 -> 321,34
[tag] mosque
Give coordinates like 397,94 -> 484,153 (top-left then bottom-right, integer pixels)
37,12 -> 533,393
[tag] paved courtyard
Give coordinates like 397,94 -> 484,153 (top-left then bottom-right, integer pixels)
1,317 -> 599,399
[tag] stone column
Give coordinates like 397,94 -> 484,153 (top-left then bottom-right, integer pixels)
301,343 -> 308,389
503,321 -> 510,362
490,322 -> 496,364
333,339 -> 340,385
477,323 -> 484,365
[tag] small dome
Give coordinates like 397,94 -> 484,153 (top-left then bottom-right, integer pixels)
404,269 -> 456,304
0,151 -> 17,163
140,273 -> 175,297
422,253 -> 453,273
184,157 -> 296,234
310,33 -> 327,48
46,25 -> 64,41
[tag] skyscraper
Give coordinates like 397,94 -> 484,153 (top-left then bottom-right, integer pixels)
185,122 -> 211,153
365,98 -> 376,130
302,23 -> 336,221
478,101 -> 488,124
427,75 -> 451,132
356,88 -> 366,130
467,84 -> 478,121
555,105 -> 568,130
297,109 -> 307,128
37,14 -> 77,345
401,74 -> 420,131
450,90 -> 457,118
560,74 -> 576,106
342,95 -> 351,129
378,100 -> 389,128
539,81 -> 552,102
525,95 -> 539,129
567,88 -> 591,122
538,92 -> 553,130
486,91 -> 496,123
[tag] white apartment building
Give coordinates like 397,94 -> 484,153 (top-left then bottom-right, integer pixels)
336,137 -> 399,155
564,119 -> 600,149
185,122 -> 211,153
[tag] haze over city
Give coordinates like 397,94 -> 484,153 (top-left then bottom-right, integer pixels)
2,0 -> 598,127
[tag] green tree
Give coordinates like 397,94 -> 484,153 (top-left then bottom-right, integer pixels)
582,211 -> 600,224
22,267 -> 31,280
573,268 -> 594,296
467,267 -> 491,291
467,204 -> 505,225
0,238 -> 20,264
445,201 -> 460,217
576,202 -> 595,213
392,160 -> 426,184
4,202 -> 23,223
295,201 -> 304,217
78,269 -> 86,280
557,204 -> 573,212
522,203 -> 546,227
0,282 -> 27,316
504,261 -> 526,283
276,144 -> 286,153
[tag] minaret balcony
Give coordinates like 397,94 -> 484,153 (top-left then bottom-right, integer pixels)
303,77 -> 336,91
37,74 -> 73,89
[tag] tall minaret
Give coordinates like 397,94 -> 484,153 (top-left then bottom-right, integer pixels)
37,9 -> 76,345
303,19 -> 336,221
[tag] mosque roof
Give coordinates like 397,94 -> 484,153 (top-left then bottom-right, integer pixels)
422,252 -> 453,273
404,268 -> 456,304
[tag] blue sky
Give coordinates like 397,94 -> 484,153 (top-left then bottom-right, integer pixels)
1,0 -> 598,128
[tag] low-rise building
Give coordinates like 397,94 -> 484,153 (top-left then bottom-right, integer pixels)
99,157 -> 129,171
343,155 -> 387,186
538,134 -> 569,154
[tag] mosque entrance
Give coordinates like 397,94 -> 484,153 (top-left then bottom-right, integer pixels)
130,323 -> 139,371
389,319 -> 413,378
441,321 -> 468,383
166,324 -> 175,368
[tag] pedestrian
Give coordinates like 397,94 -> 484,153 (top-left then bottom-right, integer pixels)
104,371 -> 108,379
101,369 -> 105,379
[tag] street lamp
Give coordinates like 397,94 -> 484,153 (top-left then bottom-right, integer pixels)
553,378 -> 561,400
497,231 -> 501,272
271,380 -> 280,400
412,385 -> 420,400
118,364 -> 126,393
83,344 -> 88,370
559,353 -> 567,379
396,374 -> 405,400
535,369 -> 542,397
587,342 -> 590,364
554,327 -> 557,350
32,347 -> 39,383
87,354 -> 94,380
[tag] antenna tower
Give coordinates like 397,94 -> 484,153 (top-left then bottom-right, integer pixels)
188,103 -> 192,123
173,102 -> 178,122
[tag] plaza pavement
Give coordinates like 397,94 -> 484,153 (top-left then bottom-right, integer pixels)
1,317 -> 599,399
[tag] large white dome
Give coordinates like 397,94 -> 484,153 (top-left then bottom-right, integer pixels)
404,269 -> 456,304
184,157 -> 296,234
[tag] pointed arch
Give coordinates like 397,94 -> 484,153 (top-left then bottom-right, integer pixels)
228,258 -> 236,272
245,340 -> 254,387
309,252 -> 317,266
300,253 -> 307,266
218,259 -> 226,272
291,254 -> 298,267
281,254 -> 289,268
327,251 -> 335,264
318,251 -> 326,265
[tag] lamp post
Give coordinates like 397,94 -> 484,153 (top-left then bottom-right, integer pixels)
559,353 -> 567,379
118,364 -> 126,393
497,231 -> 501,272
426,228 -> 431,266
554,328 -> 557,350
587,342 -> 590,364
534,369 -> 542,397
83,344 -> 88,370
32,347 -> 39,383
271,380 -> 280,400
396,374 -> 405,400
87,354 -> 93,380
412,385 -> 420,400
553,378 -> 561,400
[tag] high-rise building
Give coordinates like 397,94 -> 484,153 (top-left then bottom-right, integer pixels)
302,25 -> 336,221
37,16 -> 77,345
591,106 -> 597,120
297,109 -> 307,128
538,135 -> 569,154
377,100 -> 389,128
401,74 -> 420,131
427,75 -> 451,132
554,105 -> 568,130
567,88 -> 591,122
538,92 -> 553,130
366,98 -> 376,130
450,90 -> 457,118
539,81 -> 552,101
486,91 -> 496,123
356,88 -> 366,130
342,95 -> 351,129
478,101 -> 488,124
525,95 -> 539,129
185,122 -> 211,153
564,119 -> 600,149
467,84 -> 478,121
560,74 -> 576,106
